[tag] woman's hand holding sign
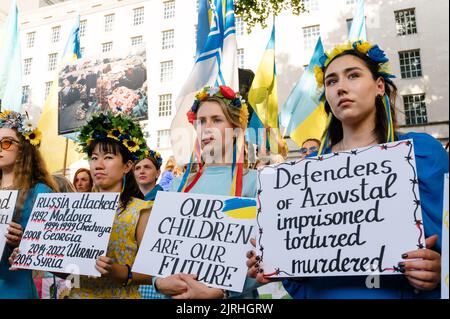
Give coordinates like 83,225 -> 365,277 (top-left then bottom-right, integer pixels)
401,234 -> 441,291
5,222 -> 23,247
246,239 -> 271,284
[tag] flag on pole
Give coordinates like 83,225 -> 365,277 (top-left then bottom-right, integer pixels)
0,0 -> 22,112
196,0 -> 211,58
38,16 -> 83,174
279,37 -> 327,147
348,0 -> 367,41
170,0 -> 239,164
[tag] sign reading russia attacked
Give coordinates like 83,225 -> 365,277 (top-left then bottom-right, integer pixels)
133,192 -> 256,292
12,193 -> 118,277
257,140 -> 425,278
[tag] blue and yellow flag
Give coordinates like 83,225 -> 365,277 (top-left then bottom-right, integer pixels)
280,37 -> 327,147
38,17 -> 83,173
348,0 -> 367,41
222,198 -> 256,219
0,0 -> 22,112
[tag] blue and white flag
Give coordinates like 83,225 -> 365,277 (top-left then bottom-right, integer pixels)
0,0 -> 22,112
170,0 -> 238,164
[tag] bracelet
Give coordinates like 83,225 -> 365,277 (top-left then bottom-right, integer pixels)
152,276 -> 160,292
123,264 -> 132,287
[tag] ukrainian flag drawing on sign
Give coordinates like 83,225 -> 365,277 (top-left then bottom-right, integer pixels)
222,198 -> 256,219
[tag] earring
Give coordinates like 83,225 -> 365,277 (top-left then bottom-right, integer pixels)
121,175 -> 126,193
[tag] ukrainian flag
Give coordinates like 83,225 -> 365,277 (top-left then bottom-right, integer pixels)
222,198 -> 256,219
38,17 -> 83,173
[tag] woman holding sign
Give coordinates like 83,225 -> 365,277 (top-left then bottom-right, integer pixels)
247,40 -> 449,298
0,110 -> 56,299
66,113 -> 155,298
152,85 -> 263,299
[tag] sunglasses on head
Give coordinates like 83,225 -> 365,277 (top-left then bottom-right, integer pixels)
0,138 -> 20,150
299,146 -> 318,154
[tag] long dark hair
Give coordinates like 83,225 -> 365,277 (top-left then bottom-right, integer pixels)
87,139 -> 143,211
323,50 -> 398,147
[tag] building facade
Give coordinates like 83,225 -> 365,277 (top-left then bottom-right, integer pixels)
9,0 -> 449,164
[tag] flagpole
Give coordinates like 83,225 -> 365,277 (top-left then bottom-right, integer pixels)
63,138 -> 68,177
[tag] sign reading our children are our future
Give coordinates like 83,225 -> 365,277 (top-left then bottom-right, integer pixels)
133,192 -> 257,292
12,193 -> 118,277
257,140 -> 425,278
0,190 -> 19,256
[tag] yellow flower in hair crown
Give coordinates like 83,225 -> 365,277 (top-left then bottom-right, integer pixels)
313,40 -> 395,91
186,85 -> 249,127
0,110 -> 42,146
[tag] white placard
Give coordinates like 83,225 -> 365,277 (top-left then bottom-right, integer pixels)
442,173 -> 449,299
0,190 -> 19,256
12,193 -> 119,277
133,192 -> 256,292
257,140 -> 425,278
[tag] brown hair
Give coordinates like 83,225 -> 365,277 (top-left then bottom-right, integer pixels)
323,50 -> 398,148
53,174 -> 76,192
2,132 -> 58,222
73,168 -> 94,191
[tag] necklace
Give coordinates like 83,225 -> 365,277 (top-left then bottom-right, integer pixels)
338,137 -> 378,152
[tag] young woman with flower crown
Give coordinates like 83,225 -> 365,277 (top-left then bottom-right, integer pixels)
246,40 -> 449,299
0,110 -> 57,299
65,112 -> 183,298
150,85 -> 262,299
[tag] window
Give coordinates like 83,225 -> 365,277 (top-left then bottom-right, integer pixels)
303,25 -> 320,51
158,94 -> 172,117
161,30 -> 174,49
23,58 -> 32,75
303,0 -> 319,12
133,7 -> 144,26
45,81 -> 53,99
399,50 -> 422,78
237,49 -> 244,69
51,26 -> 60,43
403,94 -> 427,125
235,16 -> 245,36
157,130 -> 171,148
395,8 -> 417,36
160,61 -> 173,82
26,32 -> 35,48
79,20 -> 87,37
104,14 -> 115,32
48,53 -> 58,71
80,47 -> 85,57
196,0 -> 199,12
346,19 -> 353,34
131,36 -> 143,46
346,0 -> 357,4
102,42 -> 113,53
163,1 -> 175,19
22,86 -> 30,104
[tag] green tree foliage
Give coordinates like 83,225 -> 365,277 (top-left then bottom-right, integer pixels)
234,0 -> 306,31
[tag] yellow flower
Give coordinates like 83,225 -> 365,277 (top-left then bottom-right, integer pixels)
0,110 -> 12,119
107,127 -> 124,140
144,149 -> 149,157
379,62 -> 392,75
123,137 -> 140,153
24,129 -> 42,146
239,103 -> 249,128
324,42 -> 353,67
86,137 -> 94,146
355,41 -> 373,54
314,65 -> 324,87
196,91 -> 208,101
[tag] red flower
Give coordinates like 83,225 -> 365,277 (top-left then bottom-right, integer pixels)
219,85 -> 236,99
187,111 -> 196,124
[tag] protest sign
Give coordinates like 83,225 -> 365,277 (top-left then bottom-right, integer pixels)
0,190 -> 18,256
257,140 -> 425,278
133,191 -> 256,292
442,173 -> 449,299
12,193 -> 118,277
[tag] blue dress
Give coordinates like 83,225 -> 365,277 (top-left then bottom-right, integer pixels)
170,166 -> 261,299
0,183 -> 53,299
282,132 -> 449,299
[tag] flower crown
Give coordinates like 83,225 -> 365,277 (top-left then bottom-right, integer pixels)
77,112 -> 148,161
186,85 -> 249,127
145,149 -> 163,170
0,110 -> 42,146
313,40 -> 395,90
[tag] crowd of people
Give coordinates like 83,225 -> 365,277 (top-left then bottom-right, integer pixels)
0,40 -> 448,299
